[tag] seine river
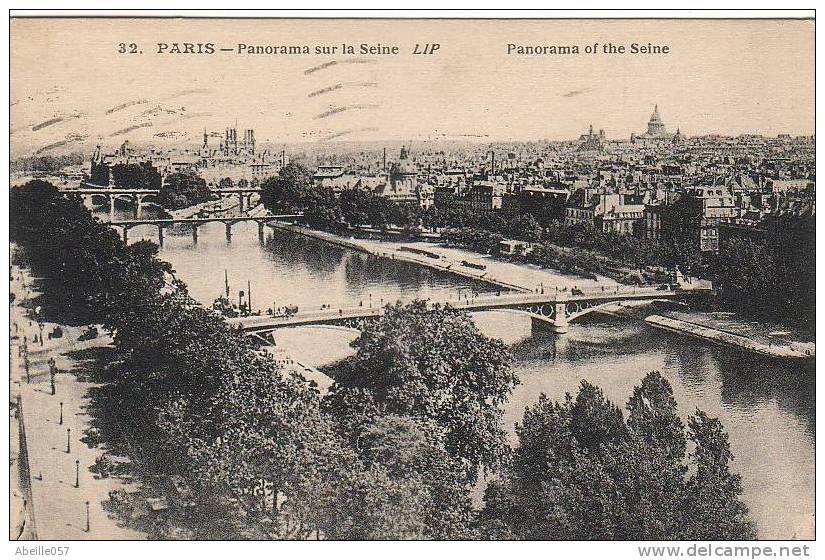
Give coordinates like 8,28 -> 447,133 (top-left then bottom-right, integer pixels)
124,219 -> 814,540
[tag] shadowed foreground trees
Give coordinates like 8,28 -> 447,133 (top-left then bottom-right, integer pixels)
481,372 -> 756,540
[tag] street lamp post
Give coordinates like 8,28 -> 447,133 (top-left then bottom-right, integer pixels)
85,501 -> 90,533
59,402 -> 63,425
38,321 -> 44,347
75,460 -> 80,488
66,428 -> 71,454
49,358 -> 56,395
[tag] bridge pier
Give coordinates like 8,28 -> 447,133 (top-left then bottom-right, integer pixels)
133,194 -> 145,219
553,301 -> 569,334
238,193 -> 244,214
121,226 -> 129,246
225,223 -> 233,243
257,221 -> 265,244
192,224 -> 199,245
157,225 -> 164,248
108,194 -> 116,222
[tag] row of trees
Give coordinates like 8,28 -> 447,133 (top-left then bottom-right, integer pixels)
713,215 -> 816,334
260,162 -> 422,233
111,162 -> 163,191
10,179 -> 756,539
89,161 -> 163,190
431,204 -> 704,278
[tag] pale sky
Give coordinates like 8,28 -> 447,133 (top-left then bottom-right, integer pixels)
10,17 -> 815,155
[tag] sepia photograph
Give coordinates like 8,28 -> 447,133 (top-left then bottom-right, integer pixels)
7,9 -> 817,556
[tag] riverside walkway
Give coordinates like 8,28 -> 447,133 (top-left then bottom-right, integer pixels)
10,264 -> 144,540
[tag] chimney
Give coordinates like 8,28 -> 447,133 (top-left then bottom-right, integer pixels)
383,147 -> 387,172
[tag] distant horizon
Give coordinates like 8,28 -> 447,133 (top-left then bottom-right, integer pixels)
11,126 -> 816,161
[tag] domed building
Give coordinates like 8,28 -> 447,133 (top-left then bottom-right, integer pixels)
647,105 -> 667,136
672,128 -> 684,145
377,146 -> 420,204
632,104 -> 678,146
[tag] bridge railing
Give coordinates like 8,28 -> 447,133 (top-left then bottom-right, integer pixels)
227,284 -> 682,330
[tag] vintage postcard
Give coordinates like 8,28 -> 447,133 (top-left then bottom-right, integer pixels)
8,10 -> 816,556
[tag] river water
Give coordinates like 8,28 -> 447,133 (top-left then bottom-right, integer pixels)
123,218 -> 815,540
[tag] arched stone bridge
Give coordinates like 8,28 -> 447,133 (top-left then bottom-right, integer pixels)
59,183 -> 264,220
227,286 -> 699,336
107,213 -> 303,246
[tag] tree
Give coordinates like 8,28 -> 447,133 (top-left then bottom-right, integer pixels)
302,195 -> 344,232
482,372 -> 756,540
713,237 -> 776,317
326,301 -> 518,479
658,196 -> 706,276
506,213 -> 543,242
392,203 -> 422,233
330,414 -> 477,538
323,464 -> 427,539
111,162 -> 162,190
339,189 -> 372,227
714,216 -> 815,333
260,162 -> 315,213
680,411 -> 756,539
158,171 -> 211,210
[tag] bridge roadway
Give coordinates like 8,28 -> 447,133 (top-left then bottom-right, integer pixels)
60,183 -> 264,218
227,285 -> 693,335
109,214 -> 302,228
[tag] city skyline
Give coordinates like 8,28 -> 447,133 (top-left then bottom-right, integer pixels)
10,18 -> 814,157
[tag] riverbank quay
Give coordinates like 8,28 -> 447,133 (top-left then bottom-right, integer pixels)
645,314 -> 815,360
265,219 -> 623,294
10,254 -> 279,540
9,263 -> 146,540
